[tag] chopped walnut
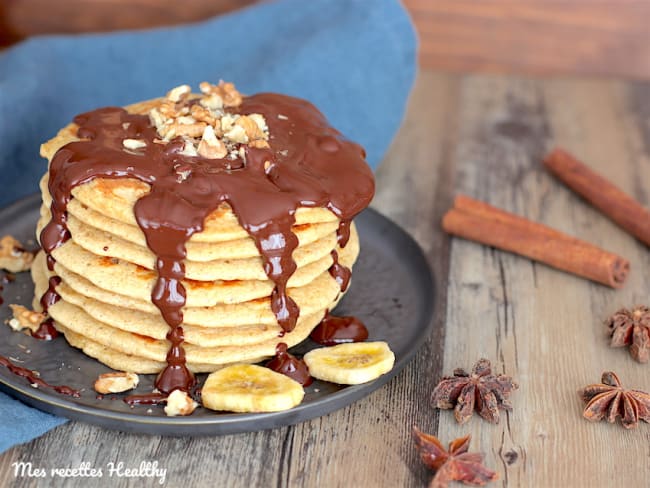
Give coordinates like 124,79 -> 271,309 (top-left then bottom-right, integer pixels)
200,93 -> 224,111
166,84 -> 191,103
94,372 -> 139,394
122,139 -> 147,151
158,100 -> 183,119
224,124 -> 248,144
149,108 -> 166,131
147,82 -> 270,161
199,81 -> 242,108
164,389 -> 198,416
191,105 -> 218,126
198,126 -> 228,159
0,235 -> 34,272
7,304 -> 46,333
165,121 -> 207,139
236,115 -> 268,144
220,114 -> 236,133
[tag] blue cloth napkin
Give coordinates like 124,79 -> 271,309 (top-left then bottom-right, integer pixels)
0,0 -> 416,453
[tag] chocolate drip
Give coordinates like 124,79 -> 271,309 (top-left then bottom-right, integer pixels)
31,318 -> 59,340
35,276 -> 62,340
310,313 -> 369,346
328,250 -> 351,292
40,276 -> 61,311
337,220 -> 351,248
40,92 -> 374,394
155,327 -> 195,394
266,343 -> 312,386
0,355 -> 80,397
124,392 -> 167,406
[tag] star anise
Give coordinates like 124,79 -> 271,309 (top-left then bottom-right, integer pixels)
607,306 -> 650,363
580,371 -> 650,429
412,427 -> 498,488
431,358 -> 518,424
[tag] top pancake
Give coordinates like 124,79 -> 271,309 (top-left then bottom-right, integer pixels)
39,98 -> 341,245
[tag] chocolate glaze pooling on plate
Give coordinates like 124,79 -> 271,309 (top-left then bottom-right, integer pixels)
124,392 -> 168,406
39,91 -> 374,395
0,355 -> 79,397
266,342 -> 312,386
310,313 -> 369,346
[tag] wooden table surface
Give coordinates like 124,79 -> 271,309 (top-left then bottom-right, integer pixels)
1,70 -> 650,487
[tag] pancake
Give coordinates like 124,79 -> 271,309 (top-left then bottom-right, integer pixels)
48,299 -> 325,366
38,209 -> 340,281
33,82 -> 374,389
32,246 -> 355,329
39,173 -> 340,260
58,326 -> 246,374
44,224 -> 358,307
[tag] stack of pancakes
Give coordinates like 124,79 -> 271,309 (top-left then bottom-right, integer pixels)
32,117 -> 359,373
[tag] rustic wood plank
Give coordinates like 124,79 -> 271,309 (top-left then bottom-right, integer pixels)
436,75 -> 650,486
404,0 -> 650,80
0,71 -> 454,488
0,0 -> 260,46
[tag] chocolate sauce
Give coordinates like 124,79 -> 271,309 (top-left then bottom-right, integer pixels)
124,392 -> 167,406
41,92 -> 374,394
266,343 -> 312,386
336,220 -> 351,247
310,313 -> 369,346
39,276 -> 61,311
0,355 -> 80,397
46,254 -> 56,271
328,250 -> 351,292
31,318 -> 59,340
32,277 -> 63,341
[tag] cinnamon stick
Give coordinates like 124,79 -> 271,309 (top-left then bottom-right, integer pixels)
442,195 -> 629,288
544,148 -> 650,247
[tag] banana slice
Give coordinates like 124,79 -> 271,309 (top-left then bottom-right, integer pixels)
303,341 -> 395,385
201,364 -> 304,413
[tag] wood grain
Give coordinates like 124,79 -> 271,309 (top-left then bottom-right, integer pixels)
404,0 -> 650,79
0,0 -> 260,46
436,75 -> 650,486
2,71 -> 650,486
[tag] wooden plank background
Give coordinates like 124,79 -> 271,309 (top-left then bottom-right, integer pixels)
431,72 -> 650,486
404,0 -> 650,79
2,0 -> 650,79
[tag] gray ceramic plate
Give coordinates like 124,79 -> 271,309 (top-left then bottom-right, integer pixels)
0,194 -> 434,435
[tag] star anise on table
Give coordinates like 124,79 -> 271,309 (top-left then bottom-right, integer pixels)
580,371 -> 650,429
607,306 -> 650,363
431,358 -> 518,424
412,427 -> 498,488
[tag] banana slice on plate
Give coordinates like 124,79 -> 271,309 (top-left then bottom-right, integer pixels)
303,341 -> 395,385
201,364 -> 304,413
